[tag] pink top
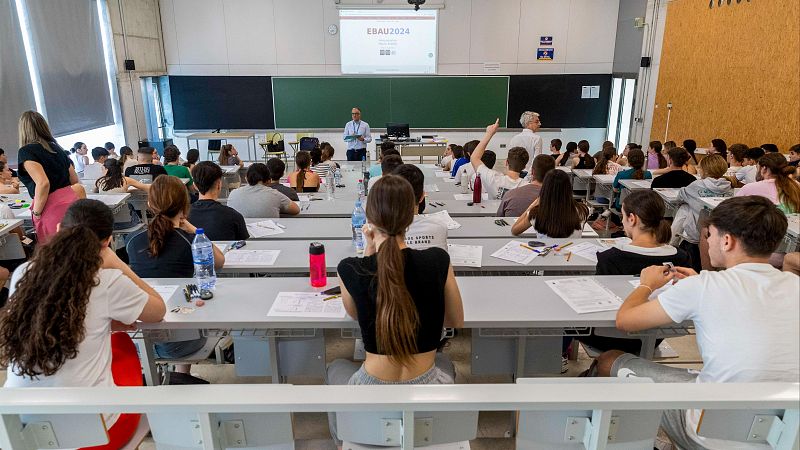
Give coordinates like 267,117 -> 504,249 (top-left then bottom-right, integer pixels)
646,151 -> 661,170
736,179 -> 778,204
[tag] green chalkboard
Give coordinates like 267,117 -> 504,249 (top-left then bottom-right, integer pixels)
272,76 -> 508,129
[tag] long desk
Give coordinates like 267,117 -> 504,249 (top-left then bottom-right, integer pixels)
244,216 -> 598,241
217,237 -> 598,275
376,140 -> 448,163
137,275 -> 655,385
291,198 -> 501,218
185,132 -> 257,162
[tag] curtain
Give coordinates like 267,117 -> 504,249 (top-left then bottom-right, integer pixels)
0,0 -> 36,163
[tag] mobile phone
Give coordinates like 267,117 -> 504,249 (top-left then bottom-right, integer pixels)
528,241 -> 546,247
231,240 -> 246,250
322,286 -> 341,296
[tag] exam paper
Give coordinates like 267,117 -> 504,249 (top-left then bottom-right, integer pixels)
447,244 -> 482,268
247,220 -> 285,238
546,278 -> 622,314
298,194 -> 312,202
150,285 -> 180,301
490,240 -> 538,265
596,237 -> 632,249
425,210 -> 462,230
453,193 -> 488,201
434,171 -> 451,178
568,242 -> 606,262
225,249 -> 281,266
442,177 -> 456,183
268,292 -> 347,318
629,279 -> 674,301
424,184 -> 440,192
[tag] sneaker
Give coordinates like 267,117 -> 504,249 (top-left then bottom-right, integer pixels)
561,356 -> 569,374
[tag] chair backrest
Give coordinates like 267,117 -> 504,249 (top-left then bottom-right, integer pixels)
208,139 -> 222,151
17,414 -> 109,449
299,137 -> 319,151
147,412 -> 293,450
129,174 -> 153,184
336,410 -> 478,448
516,378 -> 663,450
698,408 -> 798,448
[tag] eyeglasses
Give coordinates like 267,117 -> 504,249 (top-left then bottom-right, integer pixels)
352,112 -> 360,115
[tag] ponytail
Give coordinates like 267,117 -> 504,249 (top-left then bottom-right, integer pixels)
593,147 -> 616,175
760,153 -> 800,213
297,169 -> 306,193
295,151 -> 312,193
655,219 -> 672,245
621,190 -> 671,244
148,213 -> 174,257
627,148 -> 646,180
145,175 -> 189,256
0,227 -> 103,377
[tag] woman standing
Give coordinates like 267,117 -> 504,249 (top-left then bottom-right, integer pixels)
17,111 -> 85,242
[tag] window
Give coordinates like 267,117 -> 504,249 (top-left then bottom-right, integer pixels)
607,77 -> 637,150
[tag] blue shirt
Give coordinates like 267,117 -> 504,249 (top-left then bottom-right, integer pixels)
450,157 -> 468,178
368,164 -> 382,178
343,120 -> 372,151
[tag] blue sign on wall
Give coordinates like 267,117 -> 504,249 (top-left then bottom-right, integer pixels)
537,48 -> 554,61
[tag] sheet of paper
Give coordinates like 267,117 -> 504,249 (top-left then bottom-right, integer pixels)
225,249 -> 281,266
246,220 -> 285,238
434,171 -> 451,178
442,177 -> 456,183
447,244 -> 482,268
568,242 -> 606,262
216,243 -> 230,253
268,292 -> 347,318
490,240 -> 538,265
425,210 -> 461,230
596,237 -> 632,249
424,184 -> 440,192
298,194 -> 312,202
453,193 -> 489,201
546,278 -> 622,314
629,279 -> 674,301
150,285 -> 180,301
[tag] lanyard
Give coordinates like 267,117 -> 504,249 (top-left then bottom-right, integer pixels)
351,121 -> 360,136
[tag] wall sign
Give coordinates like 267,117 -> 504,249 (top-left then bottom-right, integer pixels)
540,36 -> 553,45
537,48 -> 554,61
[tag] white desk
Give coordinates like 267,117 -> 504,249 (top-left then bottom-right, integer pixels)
292,198 -> 501,218
185,132 -> 257,162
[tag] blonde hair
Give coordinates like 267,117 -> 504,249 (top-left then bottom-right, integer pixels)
18,111 -> 56,153
699,154 -> 728,179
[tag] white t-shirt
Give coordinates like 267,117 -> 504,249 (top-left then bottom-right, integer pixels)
367,174 -> 382,192
0,203 -> 15,219
82,162 -> 105,180
508,129 -> 543,172
4,264 -> 149,426
476,164 -> 526,200
404,215 -> 448,250
657,263 -> 800,449
456,163 -> 475,186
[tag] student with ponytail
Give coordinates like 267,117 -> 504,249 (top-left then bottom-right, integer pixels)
1,199 -> 165,449
736,153 -> 800,214
328,175 -> 463,389
572,140 -> 596,169
592,146 -> 623,175
289,150 -> 320,192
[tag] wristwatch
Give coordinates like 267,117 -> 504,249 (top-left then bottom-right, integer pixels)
31,210 -> 42,218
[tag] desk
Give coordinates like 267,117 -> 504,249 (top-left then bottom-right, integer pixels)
377,141 -> 448,163
292,198 -> 501,218
218,237 -> 598,275
245,217 -> 597,241
0,218 -> 24,260
186,132 -> 257,162
3,193 -> 130,219
617,179 -> 651,205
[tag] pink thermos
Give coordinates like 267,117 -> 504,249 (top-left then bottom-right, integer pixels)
309,242 -> 327,287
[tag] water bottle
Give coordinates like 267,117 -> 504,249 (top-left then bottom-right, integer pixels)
472,173 -> 483,204
334,167 -> 342,188
361,155 -> 366,174
357,179 -> 365,198
460,170 -> 469,194
309,242 -> 327,287
191,228 -> 216,291
326,170 -> 335,200
352,200 -> 366,254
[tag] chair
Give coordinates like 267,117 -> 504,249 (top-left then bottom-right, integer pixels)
260,132 -> 287,164
148,411 -> 294,450
697,409 -> 799,449
298,136 -> 319,152
336,410 -> 478,449
516,378 -> 663,449
208,139 -> 222,162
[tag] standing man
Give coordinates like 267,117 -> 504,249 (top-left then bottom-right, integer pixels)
509,111 -> 543,174
343,107 -> 372,161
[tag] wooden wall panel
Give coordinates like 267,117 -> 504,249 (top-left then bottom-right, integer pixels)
651,0 -> 800,151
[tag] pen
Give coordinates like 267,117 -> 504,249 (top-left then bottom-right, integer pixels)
556,242 -> 574,251
275,223 -> 286,229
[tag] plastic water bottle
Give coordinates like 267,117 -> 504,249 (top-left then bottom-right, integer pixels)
361,155 -> 366,174
191,228 -> 216,291
460,170 -> 470,194
334,167 -> 342,188
352,200 -> 366,254
357,179 -> 366,198
326,170 -> 335,200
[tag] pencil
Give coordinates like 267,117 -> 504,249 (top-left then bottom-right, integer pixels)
566,252 -> 572,261
323,294 -> 341,301
519,244 -> 536,251
556,242 -> 574,251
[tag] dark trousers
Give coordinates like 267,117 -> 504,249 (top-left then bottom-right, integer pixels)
346,148 -> 366,161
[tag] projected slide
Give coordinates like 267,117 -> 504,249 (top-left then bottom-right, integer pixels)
339,9 -> 437,74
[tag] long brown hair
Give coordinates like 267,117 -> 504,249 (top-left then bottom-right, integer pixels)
18,110 -> 56,152
0,200 -> 114,377
218,144 -> 234,165
759,153 -> 800,213
530,170 -> 589,238
96,159 -> 124,191
366,175 -> 419,366
593,147 -> 617,175
622,190 -> 672,244
295,151 -> 311,192
627,148 -> 646,180
147,175 -> 189,256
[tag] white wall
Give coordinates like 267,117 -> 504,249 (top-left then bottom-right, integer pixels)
160,0 -> 620,76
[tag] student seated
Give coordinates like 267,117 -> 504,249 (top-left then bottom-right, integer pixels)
470,119 -> 528,199
394,164 -> 448,250
556,141 -> 578,168
290,151 -> 321,192
439,143 -> 454,171
549,138 -> 562,160
266,157 -> 299,201
724,143 -> 748,178
735,147 -> 766,185
761,143 -> 779,153
572,140 -> 596,169
789,144 -> 800,168
497,154 -> 555,218
311,142 -> 339,177
595,196 -> 799,450
672,154 -> 732,271
592,148 -> 651,231
708,137 -> 728,160
368,154 -> 404,191
592,146 -> 623,176
124,146 -> 168,180
183,148 -> 200,171
83,146 -> 109,180
0,148 -> 19,178
0,161 -> 20,194
228,162 -> 300,218
104,141 -> 119,159
163,145 -> 194,189
650,147 -> 696,189
736,152 -> 800,214
218,143 -> 243,168
119,145 -> 136,172
328,175 -> 464,438
646,141 -> 666,171
449,143 -> 469,178
453,140 -> 480,183
128,176 -> 225,363
2,199 -> 166,448
189,162 -> 249,241
511,170 -> 589,238
96,159 -> 150,194
370,146 -> 400,178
